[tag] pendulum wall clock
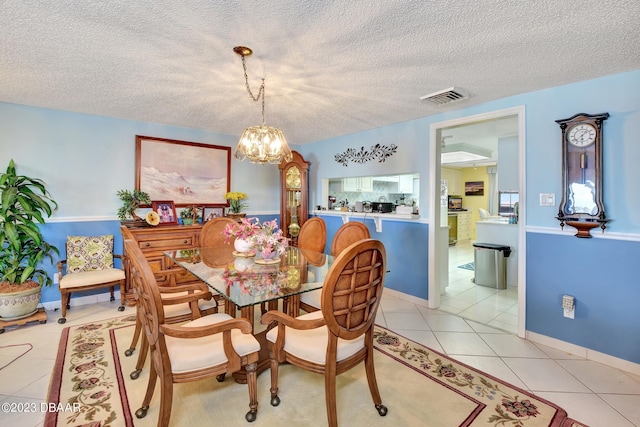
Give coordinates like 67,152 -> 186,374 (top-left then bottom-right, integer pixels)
555,112 -> 609,238
279,151 -> 309,244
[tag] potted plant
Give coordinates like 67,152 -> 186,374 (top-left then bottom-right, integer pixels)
117,189 -> 151,227
224,191 -> 248,220
0,159 -> 59,320
179,206 -> 199,225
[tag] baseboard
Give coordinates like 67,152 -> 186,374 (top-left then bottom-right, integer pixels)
40,291 -> 122,311
385,288 -> 429,308
527,330 -> 640,376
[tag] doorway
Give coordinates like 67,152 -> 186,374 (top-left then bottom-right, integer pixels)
427,106 -> 526,338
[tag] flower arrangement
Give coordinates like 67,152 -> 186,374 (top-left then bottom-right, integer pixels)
224,191 -> 248,214
222,217 -> 261,243
250,219 -> 289,257
221,217 -> 288,257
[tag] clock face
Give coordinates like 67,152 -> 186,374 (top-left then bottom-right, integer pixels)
567,123 -> 596,147
285,166 -> 301,188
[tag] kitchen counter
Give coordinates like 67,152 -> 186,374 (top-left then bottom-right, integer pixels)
312,210 -> 420,232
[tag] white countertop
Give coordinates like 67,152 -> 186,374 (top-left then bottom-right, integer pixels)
313,210 -> 419,220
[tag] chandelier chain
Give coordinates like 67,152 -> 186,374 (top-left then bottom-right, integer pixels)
241,55 -> 266,125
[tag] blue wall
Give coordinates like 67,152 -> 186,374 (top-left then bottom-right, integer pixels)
2,69 -> 639,365
317,215 -> 429,299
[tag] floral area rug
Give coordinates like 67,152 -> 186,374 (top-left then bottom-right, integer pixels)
45,316 -> 588,427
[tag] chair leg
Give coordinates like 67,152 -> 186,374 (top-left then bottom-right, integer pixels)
135,357 -> 158,419
109,286 -> 115,302
158,372 -> 174,427
130,333 -> 148,379
269,357 -> 280,407
245,362 -> 258,422
125,315 -> 142,357
324,364 -> 339,427
58,289 -> 68,324
364,345 -> 387,417
117,281 -> 125,311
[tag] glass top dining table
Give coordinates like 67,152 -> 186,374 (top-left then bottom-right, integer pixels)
164,245 -> 333,311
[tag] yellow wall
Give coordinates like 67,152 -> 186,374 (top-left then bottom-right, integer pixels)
461,166 -> 490,240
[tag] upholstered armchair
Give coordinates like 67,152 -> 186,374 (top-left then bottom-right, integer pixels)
262,239 -> 387,427
124,238 -> 260,425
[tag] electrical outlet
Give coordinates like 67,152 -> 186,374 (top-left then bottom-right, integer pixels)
562,294 -> 575,319
53,272 -> 59,285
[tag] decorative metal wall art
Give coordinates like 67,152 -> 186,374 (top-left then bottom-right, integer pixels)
334,143 -> 398,166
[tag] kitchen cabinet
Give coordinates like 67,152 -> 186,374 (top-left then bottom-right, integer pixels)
442,168 -> 462,195
456,211 -> 471,242
343,176 -> 373,192
398,175 -> 413,193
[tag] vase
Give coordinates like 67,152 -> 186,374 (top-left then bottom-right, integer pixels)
234,238 -> 253,254
227,212 -> 246,222
258,250 -> 278,260
233,256 -> 254,272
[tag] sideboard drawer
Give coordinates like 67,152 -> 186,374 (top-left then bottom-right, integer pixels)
139,237 -> 195,251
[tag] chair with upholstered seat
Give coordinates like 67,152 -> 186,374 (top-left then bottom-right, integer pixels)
262,239 -> 388,427
124,238 -> 260,425
120,225 -> 218,380
300,221 -> 369,313
57,234 -> 125,324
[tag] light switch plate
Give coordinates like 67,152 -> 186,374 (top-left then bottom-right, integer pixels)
540,193 -> 555,206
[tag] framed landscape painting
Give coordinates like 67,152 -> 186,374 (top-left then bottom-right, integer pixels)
135,136 -> 231,207
465,181 -> 484,196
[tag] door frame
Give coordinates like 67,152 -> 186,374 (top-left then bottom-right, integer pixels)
428,106 -> 527,338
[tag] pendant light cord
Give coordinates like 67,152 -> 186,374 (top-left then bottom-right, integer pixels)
240,55 -> 267,125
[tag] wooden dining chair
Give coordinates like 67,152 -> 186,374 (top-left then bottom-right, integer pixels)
124,239 -> 260,425
120,225 -> 218,380
297,217 -> 327,253
300,221 -> 369,313
262,239 -> 388,427
201,216 -> 237,247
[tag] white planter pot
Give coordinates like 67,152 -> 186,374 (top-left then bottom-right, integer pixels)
234,238 -> 253,254
0,285 -> 42,320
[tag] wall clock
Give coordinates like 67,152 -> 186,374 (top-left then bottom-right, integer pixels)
555,112 -> 609,238
279,151 -> 309,243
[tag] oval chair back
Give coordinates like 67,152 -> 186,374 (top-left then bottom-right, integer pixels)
330,221 -> 370,256
201,217 -> 238,248
297,217 -> 327,253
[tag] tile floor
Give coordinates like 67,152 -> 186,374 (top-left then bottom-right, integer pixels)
440,241 -> 519,334
1,284 -> 640,426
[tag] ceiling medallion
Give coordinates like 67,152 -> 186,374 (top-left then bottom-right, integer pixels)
334,143 -> 398,167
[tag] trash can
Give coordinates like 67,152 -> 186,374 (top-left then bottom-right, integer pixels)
473,243 -> 511,289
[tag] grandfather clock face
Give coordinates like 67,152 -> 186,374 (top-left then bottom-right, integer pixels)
285,166 -> 301,189
556,113 -> 609,219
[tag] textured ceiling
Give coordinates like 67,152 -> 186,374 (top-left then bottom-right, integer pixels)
1,1 -> 639,145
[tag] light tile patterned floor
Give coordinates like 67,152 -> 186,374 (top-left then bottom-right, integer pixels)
1,283 -> 639,426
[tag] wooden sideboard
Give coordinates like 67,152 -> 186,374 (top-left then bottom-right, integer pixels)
121,224 -> 203,305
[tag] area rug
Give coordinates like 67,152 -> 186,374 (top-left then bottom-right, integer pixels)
45,316 -> 588,427
458,262 -> 475,271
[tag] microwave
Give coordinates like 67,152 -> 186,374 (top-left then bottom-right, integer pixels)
448,196 -> 463,210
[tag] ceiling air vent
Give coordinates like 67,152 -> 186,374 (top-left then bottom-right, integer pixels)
419,87 -> 469,106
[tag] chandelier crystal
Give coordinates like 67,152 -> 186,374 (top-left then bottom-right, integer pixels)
233,46 -> 292,165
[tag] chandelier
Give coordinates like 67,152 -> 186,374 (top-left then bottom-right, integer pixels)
233,46 -> 292,165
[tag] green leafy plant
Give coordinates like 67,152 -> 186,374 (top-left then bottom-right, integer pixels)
116,189 -> 151,221
224,191 -> 248,214
0,159 -> 59,287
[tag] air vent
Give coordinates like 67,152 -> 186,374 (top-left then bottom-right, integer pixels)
420,87 -> 469,105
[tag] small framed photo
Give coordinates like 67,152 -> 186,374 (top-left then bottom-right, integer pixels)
151,201 -> 178,225
204,207 -> 224,222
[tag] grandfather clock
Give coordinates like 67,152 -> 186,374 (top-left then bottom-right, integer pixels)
279,151 -> 309,244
